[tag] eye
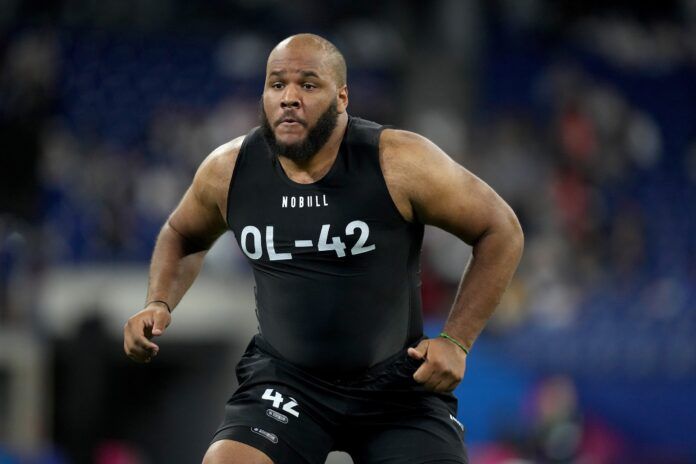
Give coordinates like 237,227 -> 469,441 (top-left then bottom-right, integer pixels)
270,82 -> 284,89
302,82 -> 317,90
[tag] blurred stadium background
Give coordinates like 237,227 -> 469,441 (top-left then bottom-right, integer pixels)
1,0 -> 695,463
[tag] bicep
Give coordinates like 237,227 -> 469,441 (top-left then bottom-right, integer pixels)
163,137 -> 241,251
167,185 -> 227,250
167,153 -> 233,250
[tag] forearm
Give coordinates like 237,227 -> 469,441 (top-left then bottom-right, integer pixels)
443,220 -> 524,349
145,222 -> 209,311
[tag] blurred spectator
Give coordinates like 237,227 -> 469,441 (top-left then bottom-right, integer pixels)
0,29 -> 58,221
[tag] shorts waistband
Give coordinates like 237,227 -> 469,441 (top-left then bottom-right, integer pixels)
250,333 -> 425,385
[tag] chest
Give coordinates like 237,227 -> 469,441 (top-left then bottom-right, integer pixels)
230,182 -> 394,265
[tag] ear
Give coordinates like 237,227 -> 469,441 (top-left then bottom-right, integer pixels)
337,85 -> 349,113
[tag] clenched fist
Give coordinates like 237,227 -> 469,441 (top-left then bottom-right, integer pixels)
123,302 -> 171,363
407,337 -> 468,392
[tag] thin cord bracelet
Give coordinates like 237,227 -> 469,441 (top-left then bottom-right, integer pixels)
439,332 -> 470,355
147,300 -> 172,313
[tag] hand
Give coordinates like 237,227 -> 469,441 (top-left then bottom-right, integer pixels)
123,303 -> 171,363
407,337 -> 467,392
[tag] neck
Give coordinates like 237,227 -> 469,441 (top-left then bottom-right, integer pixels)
278,112 -> 349,184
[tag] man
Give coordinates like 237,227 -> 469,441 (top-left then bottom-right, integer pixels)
123,34 -> 523,464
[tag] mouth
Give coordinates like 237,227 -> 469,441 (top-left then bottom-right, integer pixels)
275,115 -> 306,128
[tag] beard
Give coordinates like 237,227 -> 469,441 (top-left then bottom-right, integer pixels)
260,100 -> 339,163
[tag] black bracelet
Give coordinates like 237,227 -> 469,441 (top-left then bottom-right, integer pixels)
147,300 -> 171,313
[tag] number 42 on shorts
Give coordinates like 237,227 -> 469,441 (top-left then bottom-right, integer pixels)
262,388 -> 300,417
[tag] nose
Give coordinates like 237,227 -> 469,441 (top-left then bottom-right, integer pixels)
280,86 -> 301,109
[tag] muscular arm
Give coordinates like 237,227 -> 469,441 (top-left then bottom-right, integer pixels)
381,129 -> 524,389
147,137 -> 241,309
123,137 -> 243,362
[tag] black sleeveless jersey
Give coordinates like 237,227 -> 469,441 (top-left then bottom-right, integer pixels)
226,116 -> 425,375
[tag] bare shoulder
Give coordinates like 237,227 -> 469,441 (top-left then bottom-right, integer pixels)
197,135 -> 245,190
166,135 -> 246,245
379,129 -> 460,222
380,128 -> 515,244
193,135 -> 245,208
381,127 -> 457,156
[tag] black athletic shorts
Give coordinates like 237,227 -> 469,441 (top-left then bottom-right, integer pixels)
210,335 -> 468,463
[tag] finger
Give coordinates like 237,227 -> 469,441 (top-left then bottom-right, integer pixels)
447,368 -> 465,391
133,330 -> 159,349
126,346 -> 151,363
142,316 -> 155,339
124,322 -> 158,362
413,362 -> 435,385
432,377 -> 454,393
134,335 -> 159,353
129,342 -> 158,361
443,378 -> 460,392
407,339 -> 430,360
424,372 -> 446,391
127,336 -> 157,355
152,311 -> 170,337
124,332 -> 145,358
